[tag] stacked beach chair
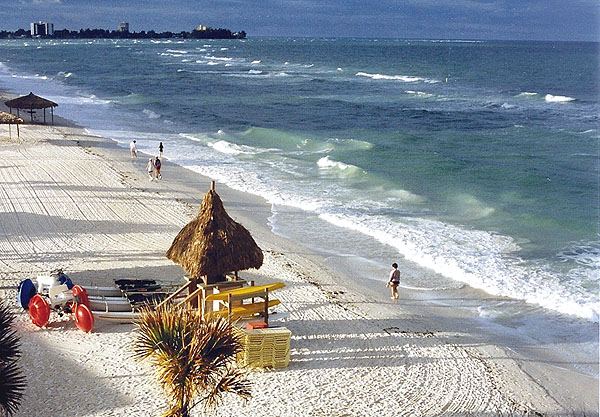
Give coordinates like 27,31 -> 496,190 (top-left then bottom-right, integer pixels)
237,327 -> 291,368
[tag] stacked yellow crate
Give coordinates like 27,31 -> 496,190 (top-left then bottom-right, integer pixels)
238,327 -> 291,368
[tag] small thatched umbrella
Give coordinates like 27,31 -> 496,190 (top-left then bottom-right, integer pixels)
166,181 -> 263,290
0,111 -> 24,140
5,92 -> 58,124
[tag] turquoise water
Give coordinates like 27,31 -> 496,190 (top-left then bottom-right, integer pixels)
0,38 -> 598,323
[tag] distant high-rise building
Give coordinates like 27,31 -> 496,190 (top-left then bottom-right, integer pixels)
30,21 -> 53,37
117,22 -> 129,33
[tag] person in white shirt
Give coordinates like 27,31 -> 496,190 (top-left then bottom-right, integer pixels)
129,140 -> 137,158
147,158 -> 154,181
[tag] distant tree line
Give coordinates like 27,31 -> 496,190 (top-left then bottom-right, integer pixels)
0,27 -> 246,39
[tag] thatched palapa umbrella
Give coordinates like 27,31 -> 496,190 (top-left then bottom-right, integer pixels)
166,181 -> 263,290
5,92 -> 58,124
0,111 -> 24,140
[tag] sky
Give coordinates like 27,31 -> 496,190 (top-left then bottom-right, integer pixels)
1,0 -> 598,41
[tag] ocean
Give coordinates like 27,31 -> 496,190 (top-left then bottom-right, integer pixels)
0,38 -> 598,367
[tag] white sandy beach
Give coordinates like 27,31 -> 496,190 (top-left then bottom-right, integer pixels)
0,110 -> 598,416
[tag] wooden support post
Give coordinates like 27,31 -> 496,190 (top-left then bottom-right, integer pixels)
227,293 -> 233,319
51,107 -> 54,125
189,277 -> 198,309
264,288 -> 269,325
43,108 -> 46,124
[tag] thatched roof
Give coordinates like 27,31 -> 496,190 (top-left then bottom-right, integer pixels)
166,183 -> 263,278
5,92 -> 58,109
0,111 -> 23,124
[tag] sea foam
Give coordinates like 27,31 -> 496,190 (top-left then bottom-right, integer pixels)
545,94 -> 575,102
356,72 -> 437,83
317,156 -> 365,178
142,109 -> 161,119
208,140 -> 261,155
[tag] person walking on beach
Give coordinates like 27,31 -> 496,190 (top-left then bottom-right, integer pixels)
154,156 -> 162,179
158,141 -> 164,158
147,158 -> 154,181
387,263 -> 400,300
129,140 -> 137,158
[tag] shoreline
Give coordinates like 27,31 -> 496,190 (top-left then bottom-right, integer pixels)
0,98 -> 597,415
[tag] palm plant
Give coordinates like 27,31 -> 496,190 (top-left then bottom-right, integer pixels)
0,301 -> 25,417
132,303 -> 251,417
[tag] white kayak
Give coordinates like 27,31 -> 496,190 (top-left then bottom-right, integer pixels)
91,310 -> 141,323
83,286 -> 123,297
88,295 -> 134,312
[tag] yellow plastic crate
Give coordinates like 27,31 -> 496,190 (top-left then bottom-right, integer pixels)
238,327 -> 291,368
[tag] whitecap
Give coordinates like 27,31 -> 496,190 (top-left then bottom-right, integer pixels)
450,193 -> 496,220
545,94 -> 575,102
251,60 -> 261,64
356,71 -> 437,83
387,189 -> 426,204
204,56 -> 232,61
516,92 -> 538,97
405,90 -> 434,98
142,109 -> 160,119
209,140 -> 262,155
317,156 -> 365,178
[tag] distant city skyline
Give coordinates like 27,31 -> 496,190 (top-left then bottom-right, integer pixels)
0,0 -> 598,41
